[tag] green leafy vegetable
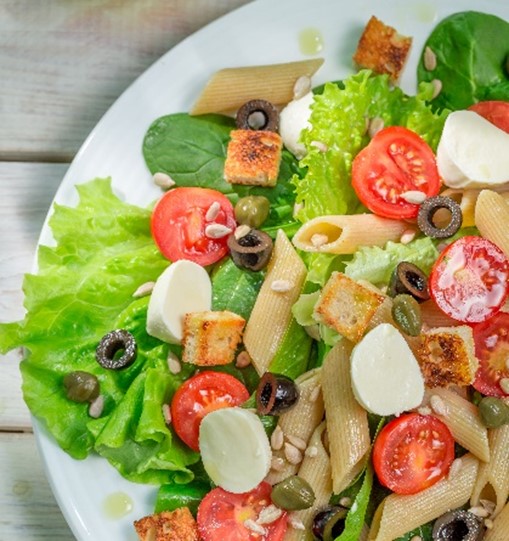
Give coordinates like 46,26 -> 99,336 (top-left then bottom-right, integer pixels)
417,11 -> 509,110
155,480 -> 211,515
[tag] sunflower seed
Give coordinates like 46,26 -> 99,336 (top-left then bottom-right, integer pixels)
235,350 -> 251,368
270,425 -> 284,451
423,46 -> 437,71
205,201 -> 221,221
132,281 -> 155,298
400,190 -> 427,204
499,377 -> 509,394
257,504 -> 283,525
271,456 -> 285,471
234,224 -> 251,240
271,279 -> 293,293
244,519 -> 267,535
284,442 -> 303,465
368,116 -> 385,138
205,223 -> 233,239
288,515 -> 306,530
431,79 -> 442,99
430,394 -> 448,416
400,229 -> 417,245
311,233 -> 328,247
89,395 -> 105,418
153,172 -> 175,189
286,434 -> 307,451
293,75 -> 312,100
167,351 -> 182,374
468,506 -> 489,518
161,403 -> 172,425
339,497 -> 352,508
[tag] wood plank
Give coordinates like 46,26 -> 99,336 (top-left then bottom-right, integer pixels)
0,432 -> 74,539
0,162 -> 68,431
0,0 -> 252,162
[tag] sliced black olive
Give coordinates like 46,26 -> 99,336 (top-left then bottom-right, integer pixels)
388,261 -> 430,302
432,509 -> 484,541
256,372 -> 299,415
271,475 -> 315,510
417,195 -> 463,239
63,371 -> 100,403
236,99 -> 280,132
234,195 -> 270,228
312,506 -> 348,541
479,396 -> 509,428
96,329 -> 137,370
227,229 -> 273,272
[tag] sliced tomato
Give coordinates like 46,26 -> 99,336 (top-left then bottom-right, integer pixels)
429,236 -> 509,324
372,413 -> 455,495
170,371 -> 249,451
468,101 -> 509,133
472,312 -> 509,397
197,482 -> 287,541
351,126 -> 440,219
151,187 -> 236,266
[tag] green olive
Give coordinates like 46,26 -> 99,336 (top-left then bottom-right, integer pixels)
234,196 -> 270,228
391,294 -> 422,336
478,396 -> 509,428
63,371 -> 100,403
271,475 -> 315,510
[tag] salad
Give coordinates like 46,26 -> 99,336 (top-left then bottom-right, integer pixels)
2,5 -> 509,541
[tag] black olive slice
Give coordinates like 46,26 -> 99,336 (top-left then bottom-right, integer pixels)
96,329 -> 137,370
417,195 -> 463,239
227,229 -> 273,271
256,372 -> 299,415
236,99 -> 280,132
432,509 -> 484,541
388,261 -> 430,302
312,506 -> 348,541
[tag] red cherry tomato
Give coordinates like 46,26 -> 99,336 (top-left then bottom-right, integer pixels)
472,311 -> 509,397
372,413 -> 455,495
468,101 -> 509,133
351,126 -> 441,219
197,482 -> 288,541
170,371 -> 249,452
151,187 -> 236,266
429,236 -> 509,324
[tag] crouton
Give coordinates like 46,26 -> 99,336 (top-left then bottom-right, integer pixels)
417,326 -> 479,388
224,129 -> 282,187
182,310 -> 246,366
134,507 -> 199,541
313,272 -> 385,343
353,16 -> 412,82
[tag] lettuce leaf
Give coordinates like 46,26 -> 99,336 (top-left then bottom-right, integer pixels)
294,71 -> 449,222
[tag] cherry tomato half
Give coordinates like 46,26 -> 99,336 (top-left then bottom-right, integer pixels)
151,187 -> 236,266
472,311 -> 509,397
429,236 -> 509,324
372,413 -> 455,495
197,482 -> 288,541
170,371 -> 249,452
351,126 -> 441,219
468,101 -> 509,133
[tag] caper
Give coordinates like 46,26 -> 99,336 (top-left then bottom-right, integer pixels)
271,475 -> 315,510
388,261 -> 430,302
312,506 -> 348,541
256,372 -> 299,415
432,509 -> 484,541
63,371 -> 100,403
234,196 -> 270,228
478,396 -> 509,428
391,294 -> 422,336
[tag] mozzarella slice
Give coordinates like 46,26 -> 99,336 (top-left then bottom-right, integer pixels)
350,323 -> 424,416
199,407 -> 272,494
146,259 -> 211,344
280,91 -> 314,159
437,110 -> 509,189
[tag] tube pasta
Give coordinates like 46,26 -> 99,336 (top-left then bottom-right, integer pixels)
292,214 -> 410,254
474,189 -> 509,258
243,229 -> 307,375
283,422 -> 332,541
423,388 -> 490,462
190,58 -> 324,115
419,299 -> 461,328
321,340 -> 370,494
471,424 -> 509,516
484,500 -> 509,541
368,454 -> 479,541
266,368 -> 324,485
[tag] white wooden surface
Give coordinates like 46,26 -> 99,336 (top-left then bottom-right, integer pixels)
0,2 -> 251,539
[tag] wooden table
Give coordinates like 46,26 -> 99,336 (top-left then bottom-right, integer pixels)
0,2 -> 251,538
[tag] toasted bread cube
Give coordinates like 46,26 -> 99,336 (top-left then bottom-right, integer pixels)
417,326 -> 479,388
182,310 -> 246,366
224,129 -> 282,187
313,272 -> 385,343
353,16 -> 412,82
134,507 -> 199,541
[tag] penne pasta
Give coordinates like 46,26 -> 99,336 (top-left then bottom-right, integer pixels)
283,422 -> 332,541
243,229 -> 307,375
484,499 -> 509,541
190,58 -> 324,115
474,189 -> 509,258
471,424 -> 509,516
321,340 -> 370,494
368,454 -> 479,541
292,214 -> 410,254
419,299 -> 462,328
423,388 -> 490,462
266,368 -> 324,485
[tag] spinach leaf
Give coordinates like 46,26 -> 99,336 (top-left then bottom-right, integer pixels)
417,11 -> 509,111
155,481 -> 211,515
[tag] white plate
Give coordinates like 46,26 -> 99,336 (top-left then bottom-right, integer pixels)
35,0 -> 509,539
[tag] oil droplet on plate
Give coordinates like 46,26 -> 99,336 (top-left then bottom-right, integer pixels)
103,491 -> 133,519
298,27 -> 324,55
413,1 -> 437,23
